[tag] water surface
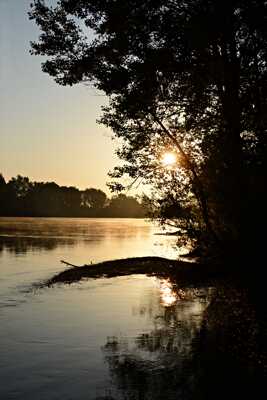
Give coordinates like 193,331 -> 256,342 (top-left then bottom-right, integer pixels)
0,218 -> 178,308
0,218 -> 210,400
0,218 -> 262,399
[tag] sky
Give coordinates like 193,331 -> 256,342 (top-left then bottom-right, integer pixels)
0,0 -> 119,192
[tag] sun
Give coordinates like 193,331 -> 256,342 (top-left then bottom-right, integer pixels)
161,152 -> 177,167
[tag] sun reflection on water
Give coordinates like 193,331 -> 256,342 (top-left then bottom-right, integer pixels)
159,279 -> 177,307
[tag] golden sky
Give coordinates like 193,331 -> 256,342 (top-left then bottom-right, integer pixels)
0,0 -> 119,192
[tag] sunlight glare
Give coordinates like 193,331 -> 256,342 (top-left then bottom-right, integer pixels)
161,152 -> 177,167
159,279 -> 177,307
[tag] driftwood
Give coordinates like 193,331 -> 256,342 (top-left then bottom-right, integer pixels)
42,256 -> 228,288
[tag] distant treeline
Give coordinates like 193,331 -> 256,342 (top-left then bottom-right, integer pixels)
0,174 -> 145,218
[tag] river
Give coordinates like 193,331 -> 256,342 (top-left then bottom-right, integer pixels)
0,217 -> 261,399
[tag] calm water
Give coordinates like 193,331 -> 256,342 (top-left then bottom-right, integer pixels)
1,218 -> 261,399
0,217 -> 180,306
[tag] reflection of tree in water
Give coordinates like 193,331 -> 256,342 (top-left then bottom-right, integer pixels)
100,280 -> 267,400
0,235 -> 76,255
192,283 -> 267,399
100,280 -> 213,400
0,218 -> 147,256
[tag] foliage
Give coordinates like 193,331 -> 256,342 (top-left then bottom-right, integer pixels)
0,174 -> 145,218
108,193 -> 145,217
82,188 -> 107,209
29,1 -> 267,255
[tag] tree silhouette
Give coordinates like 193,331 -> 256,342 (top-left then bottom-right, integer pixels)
29,0 -> 267,258
82,188 -> 107,209
0,174 -> 144,217
0,174 -> 9,215
0,174 -> 6,187
108,194 -> 145,217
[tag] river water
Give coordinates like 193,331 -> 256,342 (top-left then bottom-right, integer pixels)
0,217 -> 180,306
0,218 -> 262,399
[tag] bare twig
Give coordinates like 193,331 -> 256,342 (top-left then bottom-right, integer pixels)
60,260 -> 82,268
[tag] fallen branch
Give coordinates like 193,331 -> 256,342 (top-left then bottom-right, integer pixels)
60,260 -> 81,268
41,256 -> 225,288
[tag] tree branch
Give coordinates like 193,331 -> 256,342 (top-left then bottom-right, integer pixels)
151,112 -> 217,241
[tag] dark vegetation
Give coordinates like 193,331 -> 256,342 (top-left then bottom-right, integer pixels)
29,0 -> 267,263
0,173 -> 145,217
